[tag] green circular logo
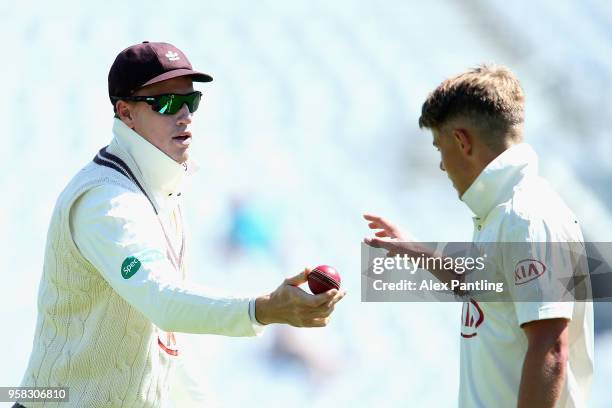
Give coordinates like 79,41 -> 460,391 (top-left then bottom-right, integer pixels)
121,256 -> 141,279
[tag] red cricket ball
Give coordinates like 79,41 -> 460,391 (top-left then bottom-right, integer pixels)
308,265 -> 341,294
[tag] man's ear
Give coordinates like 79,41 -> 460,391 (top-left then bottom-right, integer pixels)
116,100 -> 135,128
452,128 -> 472,155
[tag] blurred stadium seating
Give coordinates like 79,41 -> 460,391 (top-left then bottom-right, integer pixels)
1,0 -> 611,406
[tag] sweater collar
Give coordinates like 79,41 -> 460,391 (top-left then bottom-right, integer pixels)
109,118 -> 196,205
461,143 -> 538,218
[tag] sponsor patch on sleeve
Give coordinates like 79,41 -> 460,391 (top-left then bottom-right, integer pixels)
121,256 -> 141,279
514,259 -> 547,285
120,249 -> 165,279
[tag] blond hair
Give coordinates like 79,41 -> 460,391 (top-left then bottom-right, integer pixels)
418,64 -> 525,151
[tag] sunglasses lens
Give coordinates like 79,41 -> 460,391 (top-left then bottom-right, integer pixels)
188,93 -> 201,113
154,93 -> 201,115
155,95 -> 174,114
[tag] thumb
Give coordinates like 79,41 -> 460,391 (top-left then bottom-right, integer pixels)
284,268 -> 311,286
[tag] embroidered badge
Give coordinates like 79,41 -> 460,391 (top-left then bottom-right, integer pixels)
460,298 -> 484,338
121,256 -> 141,279
158,332 -> 179,356
165,51 -> 180,61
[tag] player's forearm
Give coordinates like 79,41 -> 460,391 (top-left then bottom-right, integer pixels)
140,282 -> 257,336
160,295 -> 254,336
517,345 -> 567,408
104,274 -> 256,336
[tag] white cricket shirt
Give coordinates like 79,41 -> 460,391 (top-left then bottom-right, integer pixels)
458,143 -> 594,408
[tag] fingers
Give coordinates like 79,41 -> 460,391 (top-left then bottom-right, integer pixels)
363,213 -> 391,229
368,222 -> 393,237
309,288 -> 338,306
280,282 -> 333,309
329,289 -> 346,305
320,290 -> 345,316
364,213 -> 407,242
311,291 -> 346,326
269,271 -> 347,328
294,288 -> 346,327
311,317 -> 330,327
284,268 -> 311,286
312,288 -> 345,306
363,213 -> 382,222
312,289 -> 345,315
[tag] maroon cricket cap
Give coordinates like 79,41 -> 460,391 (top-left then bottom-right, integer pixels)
108,41 -> 212,101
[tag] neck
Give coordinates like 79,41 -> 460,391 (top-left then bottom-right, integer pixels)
460,141 -> 518,197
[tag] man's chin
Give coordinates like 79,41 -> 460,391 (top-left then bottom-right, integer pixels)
168,149 -> 190,165
177,152 -> 190,165
451,183 -> 464,199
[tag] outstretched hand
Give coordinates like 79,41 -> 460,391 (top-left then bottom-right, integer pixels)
255,269 -> 346,327
363,213 -> 419,256
363,213 -> 457,284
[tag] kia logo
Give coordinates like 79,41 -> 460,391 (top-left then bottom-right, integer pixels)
461,299 -> 484,338
514,259 -> 547,285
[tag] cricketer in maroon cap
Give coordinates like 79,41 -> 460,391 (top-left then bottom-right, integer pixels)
15,41 -> 345,408
107,41 -> 213,164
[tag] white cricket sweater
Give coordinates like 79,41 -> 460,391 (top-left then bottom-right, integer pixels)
19,119 -> 260,407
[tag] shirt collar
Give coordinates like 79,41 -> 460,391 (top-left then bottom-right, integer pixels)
461,143 -> 539,218
111,118 -> 197,203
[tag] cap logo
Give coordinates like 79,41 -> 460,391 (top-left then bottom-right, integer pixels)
165,51 -> 180,61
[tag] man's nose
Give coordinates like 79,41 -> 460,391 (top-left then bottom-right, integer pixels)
440,161 -> 446,172
176,103 -> 192,124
